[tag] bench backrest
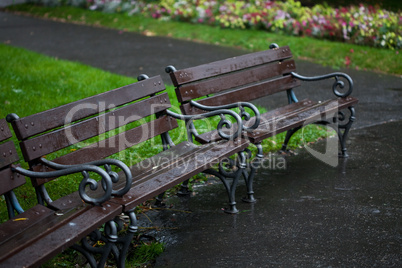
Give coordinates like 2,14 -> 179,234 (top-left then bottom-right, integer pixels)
167,45 -> 301,115
9,75 -> 178,188
0,119 -> 26,218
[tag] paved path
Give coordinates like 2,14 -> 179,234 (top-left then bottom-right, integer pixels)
1,11 -> 400,129
1,10 -> 401,267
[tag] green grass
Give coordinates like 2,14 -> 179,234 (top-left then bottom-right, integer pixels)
5,3 -> 402,75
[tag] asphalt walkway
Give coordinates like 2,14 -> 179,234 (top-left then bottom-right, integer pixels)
1,9 -> 401,267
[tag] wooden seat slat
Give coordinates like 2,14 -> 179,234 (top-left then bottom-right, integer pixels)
245,97 -> 358,143
0,202 -> 122,267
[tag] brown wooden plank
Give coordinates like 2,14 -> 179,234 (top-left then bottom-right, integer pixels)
0,205 -> 54,242
111,139 -> 249,211
0,165 -> 26,195
11,76 -> 166,140
19,93 -> 172,161
181,75 -> 301,115
245,97 -> 359,143
170,47 -> 293,86
177,60 -> 297,102
0,202 -> 122,267
0,119 -> 12,141
0,141 -> 20,169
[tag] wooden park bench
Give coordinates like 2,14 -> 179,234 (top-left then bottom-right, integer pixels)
2,75 -> 249,267
166,43 -> 358,203
0,118 -> 124,267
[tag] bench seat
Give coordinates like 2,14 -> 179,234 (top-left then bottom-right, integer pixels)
195,97 -> 358,144
0,202 -> 121,267
111,139 -> 249,212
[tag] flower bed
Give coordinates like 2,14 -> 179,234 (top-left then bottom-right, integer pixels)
30,0 -> 402,50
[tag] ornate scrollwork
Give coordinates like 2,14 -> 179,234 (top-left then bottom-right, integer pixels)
166,109 -> 243,140
189,100 -> 260,132
218,157 -> 238,178
70,220 -> 119,267
291,71 -> 354,98
40,158 -> 132,197
12,163 -> 113,206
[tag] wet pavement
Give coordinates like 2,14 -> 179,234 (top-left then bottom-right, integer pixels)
0,9 -> 401,268
153,121 -> 402,267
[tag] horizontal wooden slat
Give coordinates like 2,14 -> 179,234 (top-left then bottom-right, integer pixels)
0,165 -> 26,196
11,76 -> 166,140
110,139 -> 250,211
177,60 -> 297,102
0,141 -> 19,169
170,46 -> 293,86
181,75 -> 301,115
0,119 -> 12,142
0,202 -> 121,267
20,94 -> 172,162
245,97 -> 359,143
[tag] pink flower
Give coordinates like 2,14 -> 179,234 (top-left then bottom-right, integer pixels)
350,49 -> 354,53
345,56 -> 351,67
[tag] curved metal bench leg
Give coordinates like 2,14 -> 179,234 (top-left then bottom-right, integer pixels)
202,151 -> 247,214
154,192 -> 167,207
177,179 -> 191,196
114,209 -> 138,268
69,209 -> 138,268
203,168 -> 239,214
241,144 -> 263,203
280,126 -> 302,152
336,106 -> 356,158
71,220 -> 118,268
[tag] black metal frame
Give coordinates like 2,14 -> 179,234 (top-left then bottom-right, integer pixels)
70,209 -> 138,268
10,163 -> 114,207
269,42 -> 356,157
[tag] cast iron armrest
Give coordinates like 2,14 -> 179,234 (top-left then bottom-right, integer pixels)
291,71 -> 354,98
166,109 -> 243,141
11,163 -> 114,206
268,43 -> 353,98
40,158 -> 133,197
